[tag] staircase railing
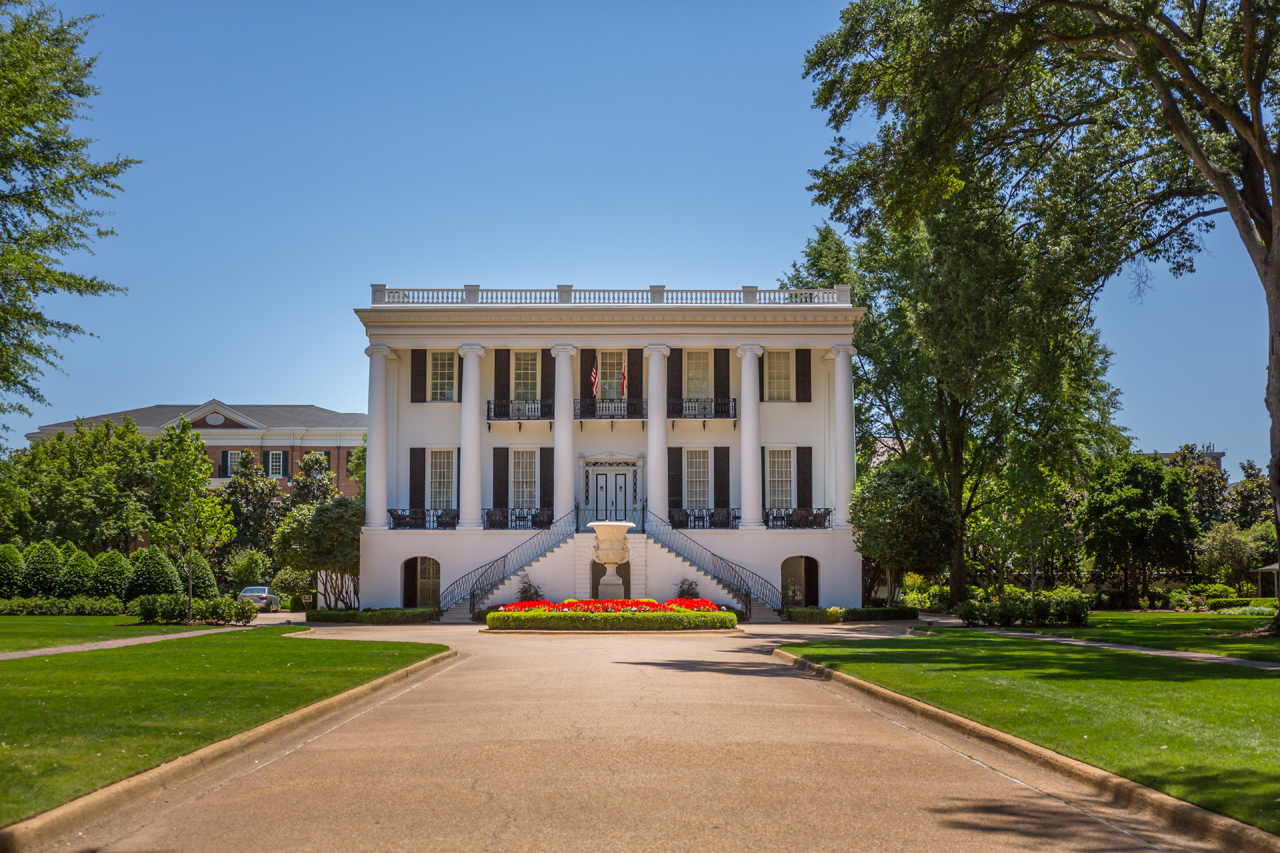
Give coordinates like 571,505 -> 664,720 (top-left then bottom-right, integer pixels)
645,511 -> 783,621
438,510 -> 577,615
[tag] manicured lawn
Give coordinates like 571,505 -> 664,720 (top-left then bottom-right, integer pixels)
1022,611 -> 1280,663
784,632 -> 1280,834
0,615 -> 213,654
0,627 -> 448,827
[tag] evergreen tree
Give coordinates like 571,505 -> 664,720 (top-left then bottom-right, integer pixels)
216,449 -> 283,562
0,543 -> 22,597
89,550 -> 130,600
188,553 -> 217,599
55,547 -> 94,598
288,451 -> 338,509
21,540 -> 62,597
126,547 -> 182,599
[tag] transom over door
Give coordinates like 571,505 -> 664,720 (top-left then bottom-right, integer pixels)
593,471 -> 629,520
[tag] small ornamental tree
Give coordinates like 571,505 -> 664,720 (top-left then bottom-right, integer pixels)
274,496 -> 362,609
126,547 -> 183,599
270,567 -> 313,597
21,540 -> 63,597
217,450 -> 283,563
849,463 -> 959,603
226,548 -> 271,589
189,553 -> 218,599
55,547 -> 95,598
89,550 -> 131,600
0,544 -> 23,598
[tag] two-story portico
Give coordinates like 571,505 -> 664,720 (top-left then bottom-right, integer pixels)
355,283 -> 865,620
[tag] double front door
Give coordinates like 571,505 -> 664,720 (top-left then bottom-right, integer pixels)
590,469 -> 630,521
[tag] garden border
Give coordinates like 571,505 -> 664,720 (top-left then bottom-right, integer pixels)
772,648 -> 1280,853
0,647 -> 459,853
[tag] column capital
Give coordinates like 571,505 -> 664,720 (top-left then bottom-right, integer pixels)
550,345 -> 577,357
365,345 -> 391,358
643,345 -> 671,358
457,345 -> 486,358
385,351 -> 401,363
737,345 -> 764,358
831,345 -> 857,357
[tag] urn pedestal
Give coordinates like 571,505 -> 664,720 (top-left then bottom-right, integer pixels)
588,521 -> 634,600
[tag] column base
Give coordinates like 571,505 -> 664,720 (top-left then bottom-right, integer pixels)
738,520 -> 765,530
362,522 -> 390,531
456,521 -> 483,531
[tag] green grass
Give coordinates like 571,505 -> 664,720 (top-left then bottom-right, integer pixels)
0,627 -> 448,826
0,615 -> 214,654
1021,611 -> 1280,663
784,633 -> 1280,834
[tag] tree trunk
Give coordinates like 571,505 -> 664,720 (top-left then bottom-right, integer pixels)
1268,258 -> 1280,632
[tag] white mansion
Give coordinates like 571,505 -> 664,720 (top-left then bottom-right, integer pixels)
356,283 -> 866,620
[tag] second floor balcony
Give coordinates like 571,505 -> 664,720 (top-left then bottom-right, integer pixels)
487,397 -> 738,422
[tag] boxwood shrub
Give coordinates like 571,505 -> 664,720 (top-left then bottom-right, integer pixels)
21,541 -> 63,598
0,595 -> 125,616
126,547 -> 183,599
0,544 -> 24,599
308,607 -> 441,624
486,610 -> 737,631
1208,597 -> 1278,611
56,549 -> 96,599
90,551 -> 132,600
786,606 -> 919,623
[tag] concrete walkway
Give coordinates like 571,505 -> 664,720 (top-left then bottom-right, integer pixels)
33,621 -> 1236,853
974,627 -> 1280,671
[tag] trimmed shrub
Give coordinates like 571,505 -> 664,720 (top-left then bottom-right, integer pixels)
785,607 -> 844,623
1208,597 -> 1278,611
227,548 -> 271,589
55,549 -> 96,599
0,544 -> 23,599
1218,605 -> 1278,616
89,551 -> 132,600
787,606 -> 919,623
185,554 -> 218,600
1186,583 -> 1235,600
229,598 -> 259,625
0,596 -> 125,616
1048,589 -> 1090,627
954,599 -> 981,627
271,567 -> 313,597
126,548 -> 183,599
21,541 -> 63,598
130,594 -> 185,623
308,607 -> 440,624
486,610 -> 737,631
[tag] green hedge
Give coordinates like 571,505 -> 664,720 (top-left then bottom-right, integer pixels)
786,605 -> 919,623
0,596 -> 126,616
307,607 -> 440,624
1208,597 -> 1278,611
486,610 -> 737,631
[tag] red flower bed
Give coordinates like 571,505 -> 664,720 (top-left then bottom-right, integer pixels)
497,598 -> 722,613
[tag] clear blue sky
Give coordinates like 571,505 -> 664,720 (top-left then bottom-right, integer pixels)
16,1 -> 1271,477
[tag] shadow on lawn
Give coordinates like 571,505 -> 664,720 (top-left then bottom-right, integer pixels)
1111,762 -> 1280,837
793,637 -> 1280,684
614,658 -> 810,678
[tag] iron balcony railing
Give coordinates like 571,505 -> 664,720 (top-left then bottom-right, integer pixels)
387,508 -> 459,530
669,508 -> 740,530
666,398 -> 737,419
484,507 -> 554,530
645,510 -> 782,620
488,399 -> 554,420
438,510 -> 577,615
574,398 -> 647,419
764,508 -> 834,529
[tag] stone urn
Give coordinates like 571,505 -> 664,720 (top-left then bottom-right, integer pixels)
588,521 -> 634,600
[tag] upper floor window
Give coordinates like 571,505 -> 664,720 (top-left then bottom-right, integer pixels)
267,451 -> 284,478
685,449 -> 710,510
766,351 -> 792,401
686,351 -> 710,399
513,352 -> 539,401
512,449 -> 538,509
431,352 -> 455,401
226,450 -> 242,475
430,450 -> 454,509
598,351 -> 626,400
767,448 -> 793,508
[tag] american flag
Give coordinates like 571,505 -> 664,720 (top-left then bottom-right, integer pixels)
590,362 -> 599,397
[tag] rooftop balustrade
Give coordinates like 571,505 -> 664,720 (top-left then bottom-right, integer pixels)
369,283 -> 850,307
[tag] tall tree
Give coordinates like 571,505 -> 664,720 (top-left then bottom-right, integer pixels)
0,3 -> 137,430
1165,444 -> 1230,530
288,450 -> 338,509
1229,460 -> 1272,529
217,449 -> 282,562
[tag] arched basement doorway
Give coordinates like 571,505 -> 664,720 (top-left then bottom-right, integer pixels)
590,561 -> 631,599
781,556 -> 819,608
402,557 -> 441,609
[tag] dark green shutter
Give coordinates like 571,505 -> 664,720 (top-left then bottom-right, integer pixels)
410,350 -> 427,403
220,450 -> 229,478
627,349 -> 643,403
666,348 -> 682,405
714,447 -> 730,509
409,448 -> 426,510
455,447 -> 461,508
541,349 -> 555,408
281,451 -> 290,478
579,349 -> 595,417
539,447 -> 554,508
761,446 -> 767,506
713,349 -> 729,400
494,349 -> 511,402
795,349 -> 812,402
758,352 -> 766,402
492,448 -> 509,509
456,355 -> 463,403
797,447 -> 813,508
323,450 -> 332,470
668,447 -> 683,511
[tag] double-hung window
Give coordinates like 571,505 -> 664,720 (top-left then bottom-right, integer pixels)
512,450 -> 538,509
430,352 -> 455,401
685,351 -> 710,399
766,351 -> 792,401
767,448 -> 793,508
429,450 -> 454,509
226,450 -> 241,476
598,351 -> 625,400
267,451 -> 284,478
513,352 -> 539,401
685,449 -> 710,510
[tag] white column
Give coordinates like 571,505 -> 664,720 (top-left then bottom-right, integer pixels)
552,345 -> 577,519
364,345 -> 390,529
385,352 -> 399,512
457,345 -> 485,529
833,346 -> 856,528
738,345 -> 764,529
644,345 -> 670,519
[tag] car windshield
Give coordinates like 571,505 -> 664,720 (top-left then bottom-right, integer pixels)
242,587 -> 268,594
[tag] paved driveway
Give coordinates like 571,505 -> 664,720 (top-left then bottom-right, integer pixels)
40,622 -> 1230,852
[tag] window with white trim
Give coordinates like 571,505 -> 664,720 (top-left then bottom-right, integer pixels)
685,351 -> 710,399
513,352 -> 539,401
430,352 -> 455,401
598,350 -> 625,400
267,451 -> 283,478
685,449 -> 710,510
226,450 -> 241,476
512,449 -> 538,509
768,448 -> 793,508
429,450 -> 454,509
766,351 -> 792,401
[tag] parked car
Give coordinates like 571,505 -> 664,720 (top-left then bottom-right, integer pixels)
238,586 -> 281,612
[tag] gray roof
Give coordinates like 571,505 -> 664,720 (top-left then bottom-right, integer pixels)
32,402 -> 366,435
